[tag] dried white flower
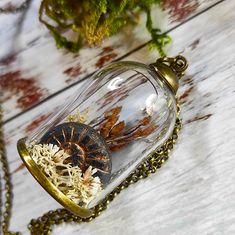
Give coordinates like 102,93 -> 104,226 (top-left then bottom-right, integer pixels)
28,143 -> 102,207
66,109 -> 89,123
70,166 -> 102,206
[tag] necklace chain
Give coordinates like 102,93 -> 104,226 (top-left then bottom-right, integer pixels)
0,0 -> 31,14
0,2 -> 184,234
0,103 -> 181,235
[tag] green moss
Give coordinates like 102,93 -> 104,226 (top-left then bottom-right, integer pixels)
39,0 -> 170,56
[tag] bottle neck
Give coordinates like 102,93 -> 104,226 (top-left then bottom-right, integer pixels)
149,55 -> 188,94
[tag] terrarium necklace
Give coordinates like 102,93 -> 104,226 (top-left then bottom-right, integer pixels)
0,54 -> 188,234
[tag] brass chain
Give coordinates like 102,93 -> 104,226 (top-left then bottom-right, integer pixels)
0,106 -> 21,235
0,102 -> 181,235
0,2 -> 185,234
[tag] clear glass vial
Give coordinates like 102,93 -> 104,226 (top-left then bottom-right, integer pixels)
17,55 -> 188,218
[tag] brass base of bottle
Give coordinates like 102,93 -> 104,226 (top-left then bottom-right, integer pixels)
17,138 -> 94,218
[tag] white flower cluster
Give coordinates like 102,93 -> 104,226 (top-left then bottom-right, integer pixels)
28,143 -> 102,207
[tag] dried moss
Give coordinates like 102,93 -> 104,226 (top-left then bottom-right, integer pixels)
29,143 -> 102,207
39,0 -> 170,56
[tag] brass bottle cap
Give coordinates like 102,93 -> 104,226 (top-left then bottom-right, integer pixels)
149,55 -> 188,94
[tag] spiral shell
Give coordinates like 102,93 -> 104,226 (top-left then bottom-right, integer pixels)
40,122 -> 111,185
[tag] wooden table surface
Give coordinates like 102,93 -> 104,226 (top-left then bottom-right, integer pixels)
1,0 -> 235,234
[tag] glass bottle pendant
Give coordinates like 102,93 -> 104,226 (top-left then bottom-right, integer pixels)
17,55 -> 188,218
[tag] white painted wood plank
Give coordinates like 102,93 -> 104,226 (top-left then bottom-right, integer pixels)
2,0 -> 235,234
0,0 -> 220,121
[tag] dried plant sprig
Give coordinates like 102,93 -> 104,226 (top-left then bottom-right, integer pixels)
28,143 -> 102,207
39,0 -> 169,56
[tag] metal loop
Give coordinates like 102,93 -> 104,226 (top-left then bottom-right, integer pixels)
157,55 -> 188,78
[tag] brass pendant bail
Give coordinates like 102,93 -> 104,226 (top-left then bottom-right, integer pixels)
149,55 -> 188,94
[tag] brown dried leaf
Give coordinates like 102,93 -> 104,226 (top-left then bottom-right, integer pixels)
140,116 -> 151,126
100,116 -> 119,138
110,121 -> 125,137
100,107 -> 122,138
140,125 -> 157,137
104,107 -> 122,118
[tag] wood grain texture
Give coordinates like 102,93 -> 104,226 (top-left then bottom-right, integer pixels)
0,0 -> 220,121
1,0 -> 235,234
